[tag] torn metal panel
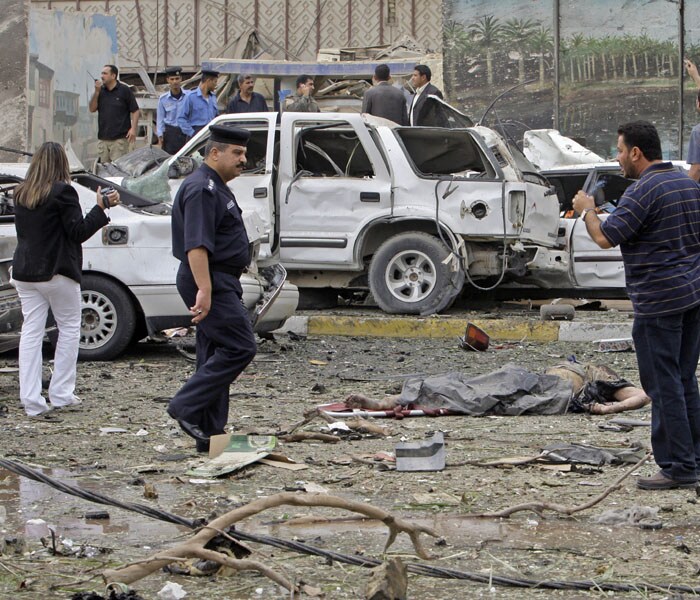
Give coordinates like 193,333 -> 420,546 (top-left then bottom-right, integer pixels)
524,129 -> 605,170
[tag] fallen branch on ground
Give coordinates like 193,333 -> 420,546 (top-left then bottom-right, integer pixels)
102,492 -> 439,593
466,453 -> 651,519
279,432 -> 341,443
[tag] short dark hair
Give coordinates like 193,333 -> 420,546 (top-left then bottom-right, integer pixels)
617,120 -> 662,161
414,64 -> 431,80
296,74 -> 313,88
105,64 -> 118,77
374,64 -> 390,81
202,72 -> 218,83
204,140 -> 230,156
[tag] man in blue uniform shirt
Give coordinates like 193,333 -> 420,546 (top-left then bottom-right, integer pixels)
157,66 -> 189,154
573,121 -> 700,490
177,69 -> 220,139
168,124 -> 256,452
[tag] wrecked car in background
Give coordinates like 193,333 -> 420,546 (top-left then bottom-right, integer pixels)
0,165 -> 299,361
0,234 -> 22,353
107,102 -> 666,314
111,108 -> 563,314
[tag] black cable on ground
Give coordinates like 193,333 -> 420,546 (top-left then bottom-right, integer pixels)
1,458 -> 698,594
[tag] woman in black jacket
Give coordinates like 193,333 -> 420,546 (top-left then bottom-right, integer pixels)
12,142 -> 119,417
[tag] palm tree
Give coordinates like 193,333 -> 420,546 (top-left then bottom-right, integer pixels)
530,26 -> 554,86
502,18 -> 539,83
565,33 -> 586,83
468,15 -> 504,86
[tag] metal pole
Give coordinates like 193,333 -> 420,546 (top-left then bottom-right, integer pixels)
553,0 -> 560,131
679,0 -> 685,159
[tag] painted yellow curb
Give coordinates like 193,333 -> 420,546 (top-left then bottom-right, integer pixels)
307,316 -> 559,342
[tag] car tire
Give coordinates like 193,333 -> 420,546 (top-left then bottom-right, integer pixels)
369,231 -> 464,315
79,275 -> 136,361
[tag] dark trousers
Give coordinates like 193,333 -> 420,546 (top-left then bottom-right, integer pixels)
163,125 -> 187,155
632,303 -> 700,482
168,265 -> 257,437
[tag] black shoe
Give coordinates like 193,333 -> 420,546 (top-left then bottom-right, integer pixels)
167,409 -> 209,443
196,439 -> 210,453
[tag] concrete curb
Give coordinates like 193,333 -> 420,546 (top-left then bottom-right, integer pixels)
277,315 -> 633,343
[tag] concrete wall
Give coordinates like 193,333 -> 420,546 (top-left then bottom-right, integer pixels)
0,0 -> 28,162
444,0 -> 700,159
29,0 -> 443,71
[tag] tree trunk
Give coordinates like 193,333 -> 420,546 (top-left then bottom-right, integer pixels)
539,56 -> 545,86
518,56 -> 525,84
486,49 -> 494,86
602,53 -> 607,80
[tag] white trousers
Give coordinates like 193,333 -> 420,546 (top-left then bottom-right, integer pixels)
14,275 -> 81,416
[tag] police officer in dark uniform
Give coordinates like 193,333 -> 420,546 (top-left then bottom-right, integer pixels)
168,124 -> 256,452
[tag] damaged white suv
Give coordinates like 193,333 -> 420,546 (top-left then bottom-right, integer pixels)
0,164 -> 299,360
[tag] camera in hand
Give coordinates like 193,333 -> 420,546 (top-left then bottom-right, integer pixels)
101,186 -> 115,204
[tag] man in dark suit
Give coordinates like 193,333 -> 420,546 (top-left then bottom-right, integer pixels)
409,64 -> 448,127
362,64 -> 408,125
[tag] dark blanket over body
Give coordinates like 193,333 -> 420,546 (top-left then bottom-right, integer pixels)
397,364 -> 573,416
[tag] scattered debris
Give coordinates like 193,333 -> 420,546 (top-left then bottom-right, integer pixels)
540,303 -> 575,321
187,435 -> 284,478
143,483 -> 159,499
396,432 -> 445,472
365,557 -> 408,600
459,322 -> 490,351
595,338 -> 634,352
85,511 -> 110,520
593,505 -> 660,529
156,581 -> 187,599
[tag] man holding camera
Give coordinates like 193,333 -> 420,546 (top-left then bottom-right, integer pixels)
573,120 -> 700,491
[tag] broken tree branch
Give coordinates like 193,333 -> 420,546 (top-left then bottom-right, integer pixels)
103,492 -> 438,591
279,432 -> 341,443
467,453 -> 651,519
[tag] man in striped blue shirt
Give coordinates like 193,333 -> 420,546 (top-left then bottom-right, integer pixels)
573,120 -> 700,491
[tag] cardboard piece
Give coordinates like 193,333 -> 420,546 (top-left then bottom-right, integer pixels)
187,434 -> 277,478
258,453 -> 308,471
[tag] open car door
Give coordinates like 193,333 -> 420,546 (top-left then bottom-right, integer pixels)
570,167 -> 630,288
165,113 -> 278,260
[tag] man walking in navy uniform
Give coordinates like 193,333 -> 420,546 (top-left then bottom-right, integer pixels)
168,124 -> 256,452
157,66 -> 189,154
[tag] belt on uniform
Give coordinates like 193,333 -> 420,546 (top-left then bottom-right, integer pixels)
164,124 -> 183,131
210,263 -> 244,278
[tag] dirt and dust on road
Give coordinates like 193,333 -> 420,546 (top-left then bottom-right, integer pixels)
0,307 -> 698,600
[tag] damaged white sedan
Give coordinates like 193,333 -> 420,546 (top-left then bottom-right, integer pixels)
0,164 -> 298,360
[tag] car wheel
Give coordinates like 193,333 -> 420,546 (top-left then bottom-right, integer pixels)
79,275 -> 136,361
369,231 -> 464,315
